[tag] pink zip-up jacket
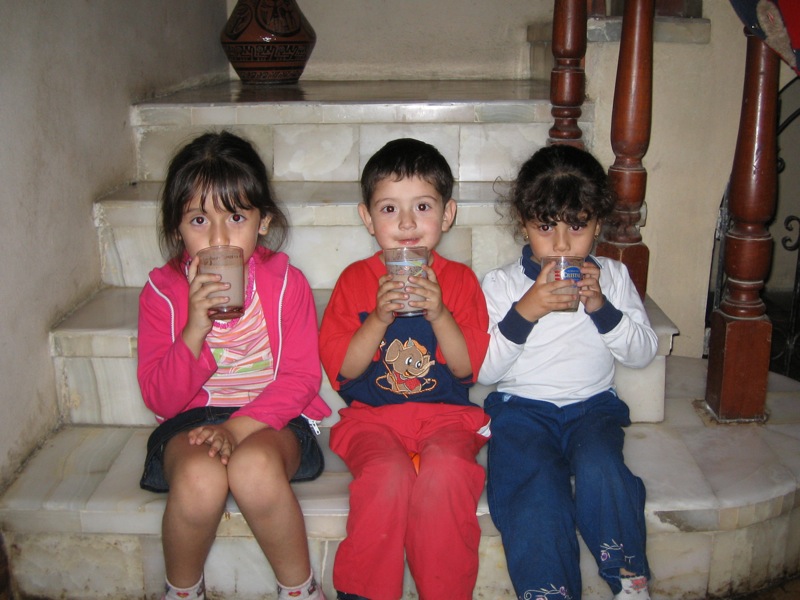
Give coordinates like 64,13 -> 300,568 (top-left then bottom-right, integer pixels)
137,246 -> 331,429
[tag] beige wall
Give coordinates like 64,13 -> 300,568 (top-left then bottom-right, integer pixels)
587,2 -> 750,356
0,1 -> 228,486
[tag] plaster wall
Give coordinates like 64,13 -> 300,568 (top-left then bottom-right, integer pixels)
226,0 -> 552,80
585,2 -> 753,356
0,1 -> 229,486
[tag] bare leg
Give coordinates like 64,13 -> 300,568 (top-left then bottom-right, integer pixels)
227,426 -> 311,586
162,432 -> 229,588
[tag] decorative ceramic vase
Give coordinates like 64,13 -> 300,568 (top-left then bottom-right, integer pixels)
221,0 -> 316,85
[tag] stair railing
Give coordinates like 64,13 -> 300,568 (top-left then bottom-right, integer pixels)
549,0 -> 587,147
594,0 -> 655,299
705,28 -> 780,421
772,75 -> 800,377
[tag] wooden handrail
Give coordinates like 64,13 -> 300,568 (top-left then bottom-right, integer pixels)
594,0 -> 655,299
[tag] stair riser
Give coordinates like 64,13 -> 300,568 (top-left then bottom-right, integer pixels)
96,196 -> 519,289
137,123 -> 558,182
8,516 -> 796,600
52,354 -> 665,426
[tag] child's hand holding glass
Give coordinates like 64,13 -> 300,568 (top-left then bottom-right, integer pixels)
577,261 -> 605,313
181,257 -> 232,356
516,260 -> 581,322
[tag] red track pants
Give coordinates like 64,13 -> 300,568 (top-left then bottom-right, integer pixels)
329,402 -> 490,600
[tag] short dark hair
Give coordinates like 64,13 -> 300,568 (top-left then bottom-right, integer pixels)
508,145 -> 615,226
361,138 -> 454,208
159,131 -> 288,262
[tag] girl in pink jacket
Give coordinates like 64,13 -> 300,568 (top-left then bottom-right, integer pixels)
138,131 -> 330,600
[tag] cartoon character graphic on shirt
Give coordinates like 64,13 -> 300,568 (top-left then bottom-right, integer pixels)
377,338 -> 437,397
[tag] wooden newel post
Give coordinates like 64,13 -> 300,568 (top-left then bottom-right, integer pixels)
705,30 -> 779,422
549,0 -> 587,147
595,0 -> 654,298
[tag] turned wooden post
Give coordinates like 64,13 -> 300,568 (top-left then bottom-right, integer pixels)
705,31 -> 779,422
594,0 -> 654,298
549,0 -> 587,147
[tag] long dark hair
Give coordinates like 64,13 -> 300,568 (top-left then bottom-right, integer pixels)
159,131 -> 288,263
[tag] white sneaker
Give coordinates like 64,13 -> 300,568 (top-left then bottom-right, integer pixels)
613,575 -> 650,600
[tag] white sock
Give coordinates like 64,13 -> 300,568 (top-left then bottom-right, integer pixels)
277,572 -> 325,600
162,574 -> 205,600
613,575 -> 650,600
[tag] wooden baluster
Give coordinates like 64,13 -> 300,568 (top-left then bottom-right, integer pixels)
549,0 -> 587,147
594,0 -> 654,299
705,31 -> 779,422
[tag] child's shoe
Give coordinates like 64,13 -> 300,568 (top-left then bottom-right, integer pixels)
162,574 -> 205,600
278,573 -> 326,600
613,575 -> 651,600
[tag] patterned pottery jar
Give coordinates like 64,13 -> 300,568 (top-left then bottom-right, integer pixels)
221,0 -> 316,85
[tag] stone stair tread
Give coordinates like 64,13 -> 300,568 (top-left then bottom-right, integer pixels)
96,180 -> 503,208
134,79 -> 555,111
0,424 -> 493,539
51,287 -> 139,358
5,376 -> 800,541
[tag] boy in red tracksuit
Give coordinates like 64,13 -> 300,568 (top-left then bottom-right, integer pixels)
319,138 -> 490,600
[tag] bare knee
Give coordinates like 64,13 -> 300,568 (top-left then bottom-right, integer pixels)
227,434 -> 295,508
165,444 -> 229,522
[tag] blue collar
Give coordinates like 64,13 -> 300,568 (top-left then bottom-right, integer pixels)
520,245 -> 601,281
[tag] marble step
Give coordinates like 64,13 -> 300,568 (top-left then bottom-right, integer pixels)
131,80 -> 594,183
3,357 -> 800,599
94,180 -> 515,290
50,286 -> 677,428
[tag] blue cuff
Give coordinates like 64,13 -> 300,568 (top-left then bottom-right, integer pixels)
498,302 -> 537,344
588,296 -> 623,334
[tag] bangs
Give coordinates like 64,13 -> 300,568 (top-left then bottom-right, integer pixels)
186,167 -> 258,215
520,176 -> 598,225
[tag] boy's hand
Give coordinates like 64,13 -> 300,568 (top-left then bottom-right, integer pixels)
578,261 -> 605,313
409,265 -> 447,322
375,273 -> 403,324
515,260 -> 579,322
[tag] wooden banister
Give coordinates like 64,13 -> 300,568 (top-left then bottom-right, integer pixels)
594,0 -> 654,299
705,29 -> 779,422
549,0 -> 587,147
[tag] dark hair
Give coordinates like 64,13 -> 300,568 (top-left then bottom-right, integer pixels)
507,145 -> 615,227
360,138 -> 454,207
159,131 -> 288,262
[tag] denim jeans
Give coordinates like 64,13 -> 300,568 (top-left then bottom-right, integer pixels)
140,406 -> 324,492
485,390 -> 649,600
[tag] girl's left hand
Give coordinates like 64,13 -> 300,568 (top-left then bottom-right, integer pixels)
188,423 -> 237,465
409,265 -> 446,322
577,262 -> 605,313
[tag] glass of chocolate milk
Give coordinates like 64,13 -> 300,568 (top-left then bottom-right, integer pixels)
197,245 -> 245,320
384,246 -> 428,317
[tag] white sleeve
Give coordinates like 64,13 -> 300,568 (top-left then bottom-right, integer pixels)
599,261 -> 659,368
478,267 -> 530,385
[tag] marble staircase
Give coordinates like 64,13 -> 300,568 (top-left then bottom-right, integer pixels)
2,80 -> 799,600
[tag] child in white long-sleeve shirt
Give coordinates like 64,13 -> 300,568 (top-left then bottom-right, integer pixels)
479,145 -> 657,600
